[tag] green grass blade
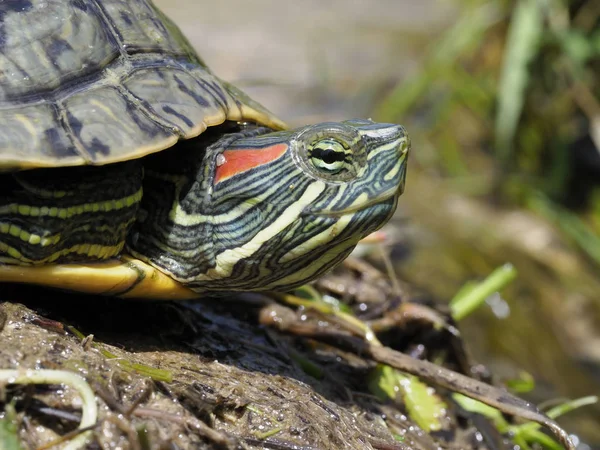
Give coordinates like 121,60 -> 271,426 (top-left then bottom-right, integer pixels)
0,403 -> 24,450
495,0 -> 544,162
369,365 -> 447,432
376,2 -> 501,120
450,263 -> 517,321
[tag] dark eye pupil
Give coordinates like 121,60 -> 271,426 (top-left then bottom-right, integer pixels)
314,147 -> 343,164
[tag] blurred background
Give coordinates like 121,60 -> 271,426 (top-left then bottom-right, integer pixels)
155,0 -> 600,445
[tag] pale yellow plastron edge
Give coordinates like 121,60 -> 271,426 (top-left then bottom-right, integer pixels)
0,256 -> 199,300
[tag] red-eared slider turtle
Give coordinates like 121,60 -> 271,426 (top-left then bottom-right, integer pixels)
0,0 -> 410,299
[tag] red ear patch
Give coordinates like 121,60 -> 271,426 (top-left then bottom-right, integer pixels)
214,143 -> 288,184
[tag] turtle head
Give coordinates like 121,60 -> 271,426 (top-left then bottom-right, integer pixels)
194,119 -> 409,291
129,119 -> 409,292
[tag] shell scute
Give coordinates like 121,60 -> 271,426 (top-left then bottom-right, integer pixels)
0,0 -> 284,171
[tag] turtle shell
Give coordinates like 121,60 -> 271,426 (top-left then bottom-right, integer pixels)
0,0 -> 286,171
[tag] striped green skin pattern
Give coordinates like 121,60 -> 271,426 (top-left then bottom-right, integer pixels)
128,120 -> 409,292
0,161 -> 142,264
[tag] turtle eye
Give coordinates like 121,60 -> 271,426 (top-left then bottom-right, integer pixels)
308,139 -> 347,174
293,122 -> 366,182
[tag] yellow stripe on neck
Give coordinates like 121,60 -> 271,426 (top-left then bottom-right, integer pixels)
0,241 -> 125,265
0,188 -> 143,218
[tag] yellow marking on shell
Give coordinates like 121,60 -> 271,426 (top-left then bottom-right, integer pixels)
140,78 -> 164,87
88,98 -> 139,142
59,14 -> 73,41
0,189 -> 143,217
33,42 -> 55,76
14,114 -> 38,141
191,181 -> 326,283
89,99 -> 128,129
0,256 -> 199,300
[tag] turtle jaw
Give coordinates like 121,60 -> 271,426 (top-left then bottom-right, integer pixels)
306,186 -> 401,218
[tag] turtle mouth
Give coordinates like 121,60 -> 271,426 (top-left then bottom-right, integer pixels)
307,187 -> 400,217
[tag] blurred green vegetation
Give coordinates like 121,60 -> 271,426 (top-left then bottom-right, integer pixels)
375,0 -> 600,267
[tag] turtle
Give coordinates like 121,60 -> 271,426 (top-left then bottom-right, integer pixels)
0,0 -> 410,300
